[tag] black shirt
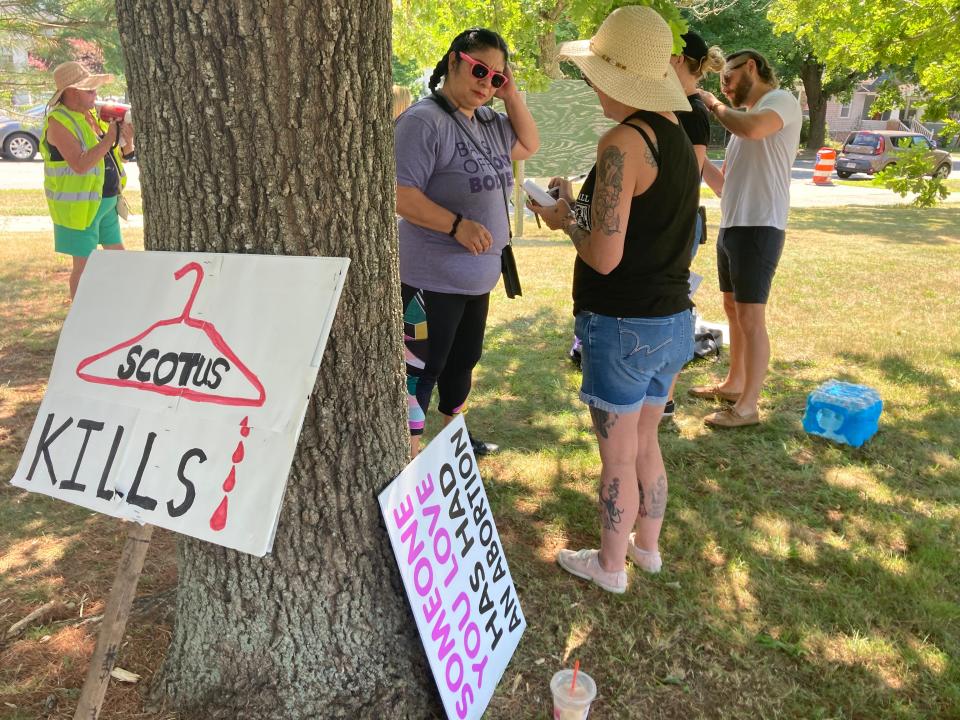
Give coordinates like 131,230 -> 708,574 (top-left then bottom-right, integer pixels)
678,93 -> 711,151
572,110 -> 700,318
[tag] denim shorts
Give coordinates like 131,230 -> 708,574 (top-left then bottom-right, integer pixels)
575,309 -> 694,413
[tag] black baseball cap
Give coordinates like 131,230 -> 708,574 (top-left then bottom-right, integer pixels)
680,31 -> 708,62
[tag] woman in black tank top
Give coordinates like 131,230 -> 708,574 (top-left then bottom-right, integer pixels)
529,6 -> 699,594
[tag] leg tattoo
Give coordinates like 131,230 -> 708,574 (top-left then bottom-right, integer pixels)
638,484 -> 647,518
599,477 -> 624,531
648,474 -> 668,519
590,407 -> 618,440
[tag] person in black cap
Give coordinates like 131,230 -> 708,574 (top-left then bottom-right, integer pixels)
671,31 -> 725,198
660,30 -> 725,420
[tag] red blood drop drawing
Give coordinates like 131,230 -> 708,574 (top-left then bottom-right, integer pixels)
240,416 -> 250,437
232,441 -> 244,464
223,466 -> 236,492
210,495 -> 229,531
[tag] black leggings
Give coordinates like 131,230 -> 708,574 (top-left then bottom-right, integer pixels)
402,283 -> 489,436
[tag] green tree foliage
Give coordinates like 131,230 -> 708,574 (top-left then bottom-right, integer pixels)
873,146 -> 951,208
391,0 -> 696,92
0,0 -> 125,104
693,0 -> 867,150
768,0 -> 960,119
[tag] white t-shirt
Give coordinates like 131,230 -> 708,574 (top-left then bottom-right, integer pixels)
720,88 -> 802,230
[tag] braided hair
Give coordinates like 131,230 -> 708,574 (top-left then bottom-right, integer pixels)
427,27 -> 510,93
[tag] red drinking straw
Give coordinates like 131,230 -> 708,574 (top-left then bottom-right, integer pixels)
570,659 -> 580,691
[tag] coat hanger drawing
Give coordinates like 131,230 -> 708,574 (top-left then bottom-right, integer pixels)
75,261 -> 267,407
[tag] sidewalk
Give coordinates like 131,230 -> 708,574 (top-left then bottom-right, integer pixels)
0,215 -> 143,233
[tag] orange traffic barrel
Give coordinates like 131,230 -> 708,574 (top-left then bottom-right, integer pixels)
813,147 -> 836,185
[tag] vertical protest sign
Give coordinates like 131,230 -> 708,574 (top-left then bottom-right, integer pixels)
378,415 -> 526,720
10,250 -> 349,556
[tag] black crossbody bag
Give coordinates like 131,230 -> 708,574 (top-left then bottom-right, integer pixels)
428,92 -> 521,298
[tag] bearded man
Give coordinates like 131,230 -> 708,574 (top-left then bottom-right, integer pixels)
692,49 -> 802,428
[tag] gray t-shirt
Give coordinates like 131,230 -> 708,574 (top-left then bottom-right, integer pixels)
396,98 -> 517,295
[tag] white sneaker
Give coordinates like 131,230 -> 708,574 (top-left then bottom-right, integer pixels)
628,533 -> 662,574
556,548 -> 627,594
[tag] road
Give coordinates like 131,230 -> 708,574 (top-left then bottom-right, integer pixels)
1,154 -> 957,213
0,158 -> 140,191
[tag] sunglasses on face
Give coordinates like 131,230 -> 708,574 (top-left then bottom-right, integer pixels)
458,51 -> 509,89
721,57 -> 751,85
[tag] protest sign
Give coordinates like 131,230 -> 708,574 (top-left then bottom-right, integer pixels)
378,415 -> 525,720
11,250 -> 348,556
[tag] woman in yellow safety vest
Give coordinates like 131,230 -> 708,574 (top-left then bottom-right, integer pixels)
42,61 -> 135,298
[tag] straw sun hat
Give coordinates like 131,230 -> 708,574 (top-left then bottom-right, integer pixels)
48,61 -> 113,107
559,6 -> 690,112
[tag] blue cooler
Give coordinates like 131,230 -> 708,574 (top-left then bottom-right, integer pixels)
802,380 -> 882,448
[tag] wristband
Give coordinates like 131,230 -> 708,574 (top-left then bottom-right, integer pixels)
449,213 -> 463,237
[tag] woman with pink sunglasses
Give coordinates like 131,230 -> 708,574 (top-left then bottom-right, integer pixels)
395,28 -> 539,458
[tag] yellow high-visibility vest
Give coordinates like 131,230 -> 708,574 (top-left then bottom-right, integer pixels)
41,106 -> 127,230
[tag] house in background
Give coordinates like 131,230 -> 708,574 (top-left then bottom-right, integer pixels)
798,77 -> 944,143
0,42 -> 32,105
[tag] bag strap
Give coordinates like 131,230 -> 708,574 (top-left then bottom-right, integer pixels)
429,92 -> 513,243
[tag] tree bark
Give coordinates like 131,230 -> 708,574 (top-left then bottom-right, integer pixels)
800,54 -> 827,150
114,2 -> 441,718
536,1 -> 565,79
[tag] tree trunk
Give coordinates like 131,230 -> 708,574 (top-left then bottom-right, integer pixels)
537,31 -> 561,79
114,2 -> 441,718
800,54 -> 827,150
536,1 -> 566,79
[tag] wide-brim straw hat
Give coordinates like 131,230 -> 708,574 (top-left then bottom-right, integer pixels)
559,6 -> 690,113
48,61 -> 114,108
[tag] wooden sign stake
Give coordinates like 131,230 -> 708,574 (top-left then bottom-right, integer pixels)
74,522 -> 154,720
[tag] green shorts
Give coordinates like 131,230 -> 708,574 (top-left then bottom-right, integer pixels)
54,195 -> 123,258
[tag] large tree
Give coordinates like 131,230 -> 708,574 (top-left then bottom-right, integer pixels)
769,0 -> 960,119
114,1 -> 441,717
693,0 -> 865,149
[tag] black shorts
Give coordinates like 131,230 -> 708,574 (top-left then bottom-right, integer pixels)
716,226 -> 786,304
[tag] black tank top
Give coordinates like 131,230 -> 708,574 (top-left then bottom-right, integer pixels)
572,110 -> 699,317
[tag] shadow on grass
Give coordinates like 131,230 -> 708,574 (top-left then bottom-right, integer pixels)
473,341 -> 959,717
788,205 -> 960,245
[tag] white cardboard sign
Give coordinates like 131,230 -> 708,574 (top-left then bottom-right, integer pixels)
11,250 -> 349,556
378,415 -> 525,720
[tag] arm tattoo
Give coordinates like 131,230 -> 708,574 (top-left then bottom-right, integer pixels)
565,222 -> 592,255
592,145 -> 624,236
599,477 -> 624,531
590,407 -> 618,439
648,474 -> 668,518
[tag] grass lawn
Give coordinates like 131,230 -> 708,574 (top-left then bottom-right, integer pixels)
835,177 -> 960,195
0,189 -> 143,216
2,207 -> 960,719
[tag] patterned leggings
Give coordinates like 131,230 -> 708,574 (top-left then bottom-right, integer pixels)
402,284 -> 489,436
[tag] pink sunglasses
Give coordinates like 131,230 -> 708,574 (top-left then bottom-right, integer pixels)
458,51 -> 509,89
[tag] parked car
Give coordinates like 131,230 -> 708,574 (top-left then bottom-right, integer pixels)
0,104 -> 45,161
835,130 -> 952,179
